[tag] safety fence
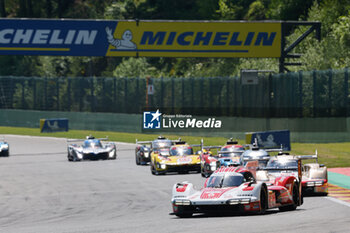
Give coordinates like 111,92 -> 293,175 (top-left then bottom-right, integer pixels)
0,69 -> 348,117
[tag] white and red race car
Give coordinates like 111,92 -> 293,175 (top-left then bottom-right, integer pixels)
171,161 -> 302,217
256,151 -> 327,195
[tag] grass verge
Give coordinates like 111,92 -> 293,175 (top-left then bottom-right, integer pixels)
1,126 -> 349,168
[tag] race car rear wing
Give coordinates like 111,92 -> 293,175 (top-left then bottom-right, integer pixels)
295,150 -> 318,163
135,139 -> 152,144
136,137 -> 181,145
218,150 -> 244,155
67,136 -> 109,143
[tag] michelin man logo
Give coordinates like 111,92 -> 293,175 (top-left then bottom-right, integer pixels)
143,109 -> 162,129
47,120 -> 59,130
105,27 -> 137,50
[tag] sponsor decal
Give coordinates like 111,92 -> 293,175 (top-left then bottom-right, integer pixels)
0,19 -> 116,56
176,184 -> 188,192
0,19 -> 281,58
107,21 -> 281,58
200,188 -> 233,199
177,156 -> 192,163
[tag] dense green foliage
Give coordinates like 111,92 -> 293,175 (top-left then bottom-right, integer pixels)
0,0 -> 350,77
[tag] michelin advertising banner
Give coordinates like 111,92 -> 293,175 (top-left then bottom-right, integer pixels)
0,19 -> 281,58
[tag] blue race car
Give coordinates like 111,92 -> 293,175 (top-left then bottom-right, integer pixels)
217,141 -> 244,167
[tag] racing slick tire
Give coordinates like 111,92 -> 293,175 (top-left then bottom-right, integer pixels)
150,164 -> 156,175
175,206 -> 193,218
279,183 -> 299,211
200,166 -> 206,177
258,184 -> 268,214
1,150 -> 9,157
68,152 -> 81,162
201,165 -> 210,178
135,154 -> 141,165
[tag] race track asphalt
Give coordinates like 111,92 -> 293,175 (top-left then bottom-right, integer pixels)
0,135 -> 349,233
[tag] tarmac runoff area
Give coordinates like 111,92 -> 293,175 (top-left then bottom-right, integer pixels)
328,168 -> 350,204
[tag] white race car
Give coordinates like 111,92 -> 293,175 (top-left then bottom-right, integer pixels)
0,140 -> 9,157
171,161 -> 302,217
67,136 -> 116,161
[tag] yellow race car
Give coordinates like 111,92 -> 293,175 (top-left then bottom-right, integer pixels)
150,141 -> 201,175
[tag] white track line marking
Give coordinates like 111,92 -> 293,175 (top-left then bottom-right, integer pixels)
324,196 -> 350,208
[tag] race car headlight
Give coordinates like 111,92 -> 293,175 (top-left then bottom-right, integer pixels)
144,152 -> 149,158
174,199 -> 191,206
228,199 -> 239,205
240,198 -> 251,204
76,152 -> 83,159
307,182 -> 315,187
228,198 -> 251,205
157,162 -> 166,169
109,150 -> 115,158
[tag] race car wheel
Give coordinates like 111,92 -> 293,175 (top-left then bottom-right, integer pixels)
279,183 -> 299,211
201,167 -> 205,177
258,185 -> 268,214
150,164 -> 156,175
67,153 -> 74,161
1,150 -> 9,157
135,154 -> 141,165
175,206 -> 193,218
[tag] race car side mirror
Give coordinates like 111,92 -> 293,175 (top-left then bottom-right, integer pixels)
248,181 -> 255,187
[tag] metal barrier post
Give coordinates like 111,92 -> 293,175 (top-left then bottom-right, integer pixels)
345,68 -> 349,116
298,71 -> 303,117
328,70 -> 332,115
313,70 -> 317,117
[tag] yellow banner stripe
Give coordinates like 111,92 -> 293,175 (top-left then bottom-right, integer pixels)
0,47 -> 70,51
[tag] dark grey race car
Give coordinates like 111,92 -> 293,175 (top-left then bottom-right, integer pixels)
67,136 -> 117,162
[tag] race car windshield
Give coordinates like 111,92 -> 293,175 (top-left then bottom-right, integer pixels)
152,140 -> 172,149
219,147 -> 243,158
83,140 -> 102,148
219,152 -> 242,158
266,159 -> 298,170
170,147 -> 193,156
154,148 -> 170,156
207,174 -> 244,188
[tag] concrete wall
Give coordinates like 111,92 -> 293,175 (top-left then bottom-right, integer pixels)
0,109 -> 349,142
